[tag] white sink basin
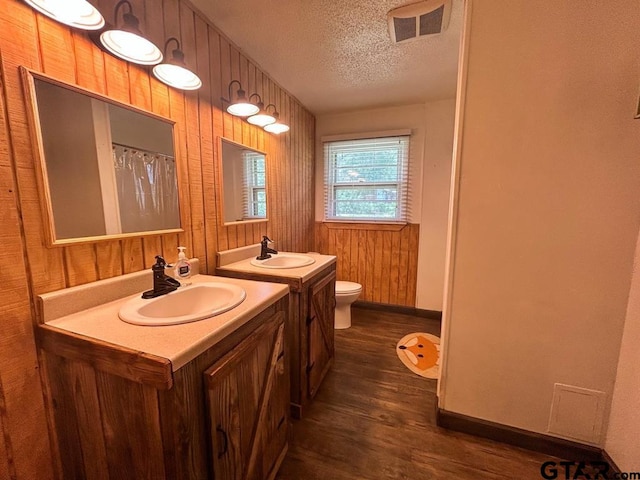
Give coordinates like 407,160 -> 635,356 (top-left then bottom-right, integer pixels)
250,253 -> 315,269
119,283 -> 246,326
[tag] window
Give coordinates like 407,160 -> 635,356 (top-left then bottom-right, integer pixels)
323,135 -> 410,222
243,152 -> 266,218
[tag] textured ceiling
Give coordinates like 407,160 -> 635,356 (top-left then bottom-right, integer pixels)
190,0 -> 462,115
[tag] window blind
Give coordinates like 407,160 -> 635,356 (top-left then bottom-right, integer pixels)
323,135 -> 410,222
242,152 -> 266,219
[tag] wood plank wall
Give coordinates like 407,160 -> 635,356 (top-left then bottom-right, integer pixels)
0,0 -> 315,477
315,222 -> 420,307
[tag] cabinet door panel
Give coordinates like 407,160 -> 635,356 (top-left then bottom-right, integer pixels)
205,312 -> 287,480
307,271 -> 336,398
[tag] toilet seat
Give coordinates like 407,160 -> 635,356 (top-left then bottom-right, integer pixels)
336,281 -> 362,295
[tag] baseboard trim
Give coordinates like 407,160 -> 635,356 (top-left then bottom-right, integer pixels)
353,301 -> 442,320
436,408 -> 603,461
601,449 -> 622,476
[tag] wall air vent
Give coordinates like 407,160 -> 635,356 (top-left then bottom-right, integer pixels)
387,0 -> 452,44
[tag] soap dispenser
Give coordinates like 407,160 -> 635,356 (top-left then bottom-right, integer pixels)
174,246 -> 192,283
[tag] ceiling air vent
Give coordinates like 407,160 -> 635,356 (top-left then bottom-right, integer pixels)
387,0 -> 452,44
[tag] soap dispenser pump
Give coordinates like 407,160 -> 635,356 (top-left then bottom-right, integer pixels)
174,246 -> 192,282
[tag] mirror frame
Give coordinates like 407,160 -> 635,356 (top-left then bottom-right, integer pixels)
218,136 -> 269,226
20,67 -> 185,246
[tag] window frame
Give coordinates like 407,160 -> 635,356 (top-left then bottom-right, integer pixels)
323,131 -> 411,224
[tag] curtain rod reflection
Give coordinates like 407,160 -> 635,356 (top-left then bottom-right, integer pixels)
112,141 -> 175,160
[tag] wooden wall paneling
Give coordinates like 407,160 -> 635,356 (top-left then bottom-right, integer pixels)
337,227 -> 346,280
121,238 -> 145,274
229,46 -> 242,145
379,231 -> 392,304
349,226 -> 359,281
96,240 -> 123,279
194,15 -> 217,274
0,408 -> 11,479
143,237 -> 163,268
292,99 -> 300,251
2,6 -> 67,296
179,3 -> 206,270
364,229 -> 376,302
281,87 -> 292,250
397,226 -> 409,306
35,15 -> 75,82
406,223 -> 419,306
389,228 -> 401,303
72,32 -> 105,94
140,0 -> 165,55
274,84 -> 285,249
301,103 -> 309,252
357,229 -> 367,289
207,28 -> 225,262
63,245 -> 99,287
0,19 -> 55,480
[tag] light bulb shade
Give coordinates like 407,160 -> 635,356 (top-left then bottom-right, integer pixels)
227,101 -> 259,117
100,29 -> 163,65
24,0 -> 105,30
153,63 -> 202,90
247,112 -> 276,127
264,121 -> 290,134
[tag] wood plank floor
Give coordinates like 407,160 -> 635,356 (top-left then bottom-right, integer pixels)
276,307 -> 560,479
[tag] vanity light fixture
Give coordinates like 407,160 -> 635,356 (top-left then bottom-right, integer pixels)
23,0 -> 105,30
152,37 -> 202,91
222,80 -> 260,117
263,110 -> 290,134
99,0 -> 163,66
247,96 -> 276,127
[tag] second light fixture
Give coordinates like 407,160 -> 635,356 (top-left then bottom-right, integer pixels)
223,81 -> 289,134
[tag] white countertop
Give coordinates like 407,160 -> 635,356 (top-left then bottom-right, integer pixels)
217,251 -> 336,282
42,274 -> 289,371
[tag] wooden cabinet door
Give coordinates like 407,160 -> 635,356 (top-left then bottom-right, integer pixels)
205,312 -> 288,480
307,270 -> 336,398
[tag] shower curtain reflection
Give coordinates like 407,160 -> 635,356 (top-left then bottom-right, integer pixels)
112,143 -> 180,233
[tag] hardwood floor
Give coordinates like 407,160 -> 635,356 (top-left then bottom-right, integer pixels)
276,307 -> 560,479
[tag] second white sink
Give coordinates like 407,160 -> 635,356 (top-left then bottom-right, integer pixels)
250,253 -> 316,269
119,283 -> 246,326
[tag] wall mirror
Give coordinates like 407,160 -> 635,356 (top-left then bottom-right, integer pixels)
220,137 -> 267,225
21,67 -> 182,245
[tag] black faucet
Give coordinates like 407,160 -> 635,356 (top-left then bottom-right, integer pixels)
256,236 -> 278,260
142,255 -> 181,299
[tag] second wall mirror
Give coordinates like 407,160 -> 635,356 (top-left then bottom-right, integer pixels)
220,138 -> 267,225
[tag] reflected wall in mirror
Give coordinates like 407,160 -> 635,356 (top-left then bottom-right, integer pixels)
220,138 -> 267,224
21,67 -> 182,245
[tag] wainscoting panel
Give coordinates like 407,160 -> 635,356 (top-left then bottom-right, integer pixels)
315,222 -> 420,307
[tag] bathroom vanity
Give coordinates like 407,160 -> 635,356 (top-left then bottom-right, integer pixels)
216,246 -> 337,419
37,267 -> 289,480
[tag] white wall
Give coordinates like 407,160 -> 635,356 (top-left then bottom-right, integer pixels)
315,101 -> 456,310
605,230 -> 640,469
440,0 -> 640,446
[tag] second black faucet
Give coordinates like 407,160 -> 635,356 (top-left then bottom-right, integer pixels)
257,236 -> 278,260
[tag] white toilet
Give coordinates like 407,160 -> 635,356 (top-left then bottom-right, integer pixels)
334,281 -> 362,329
